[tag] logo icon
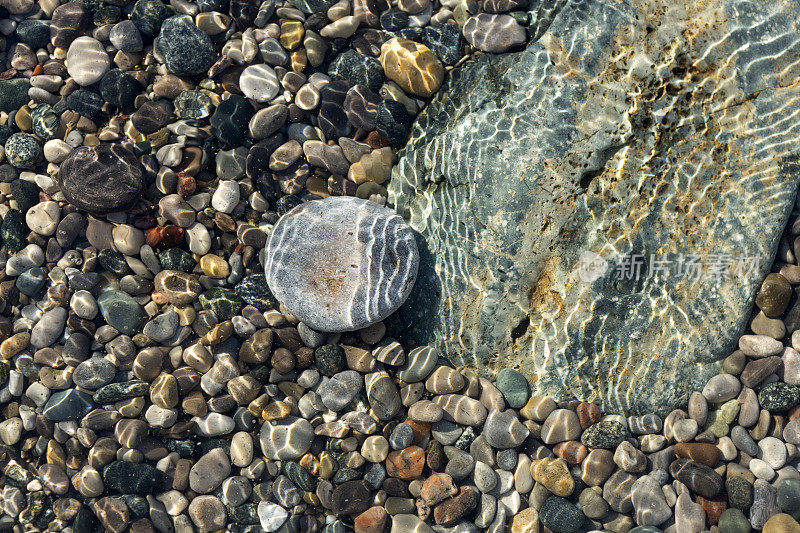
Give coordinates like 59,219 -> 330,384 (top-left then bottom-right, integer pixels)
576,250 -> 608,283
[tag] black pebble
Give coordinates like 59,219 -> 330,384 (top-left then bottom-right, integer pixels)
376,99 -> 412,147
100,69 -> 142,111
210,94 -> 254,147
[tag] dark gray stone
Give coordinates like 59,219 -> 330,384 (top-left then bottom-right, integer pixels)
387,0 -> 800,415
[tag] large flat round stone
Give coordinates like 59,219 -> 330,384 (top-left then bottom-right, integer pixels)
264,197 -> 419,332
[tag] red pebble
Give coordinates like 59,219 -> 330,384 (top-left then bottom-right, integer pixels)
577,402 -> 601,429
365,131 -> 390,149
385,446 -> 425,480
354,506 -> 388,533
553,441 -> 588,464
697,496 -> 726,525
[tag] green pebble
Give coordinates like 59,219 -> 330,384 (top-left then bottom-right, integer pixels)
777,478 -> 800,519
97,289 -> 145,335
718,508 -> 751,533
16,267 -> 46,296
314,344 -> 345,377
495,368 -> 530,408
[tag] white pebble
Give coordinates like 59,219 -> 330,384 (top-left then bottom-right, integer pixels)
66,37 -> 110,86
257,501 -> 288,532
240,64 -> 280,103
211,180 -> 240,213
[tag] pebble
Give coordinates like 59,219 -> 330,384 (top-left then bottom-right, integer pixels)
240,64 -> 281,102
380,37 -> 444,97
66,37 -> 110,86
59,144 -> 144,214
265,197 -> 419,331
260,416 -> 314,460
157,15 -> 216,76
541,409 -> 581,444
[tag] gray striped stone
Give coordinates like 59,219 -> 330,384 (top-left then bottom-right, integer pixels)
264,197 -> 419,332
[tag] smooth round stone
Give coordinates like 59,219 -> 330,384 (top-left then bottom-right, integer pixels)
31,104 -> 59,141
240,64 -> 280,103
211,180 -> 240,213
190,448 -> 231,493
73,358 -> 116,390
718,508 -> 750,533
0,79 -> 30,113
5,133 -> 40,168
59,144 -> 144,214
31,307 -> 67,348
539,496 -> 583,533
756,273 -> 792,317
188,495 -> 226,531
344,84 -> 381,131
16,267 -> 46,296
764,514 -> 800,533
66,37 -> 110,86
211,94 -> 254,146
157,15 -> 216,76
26,201 -> 59,236
581,420 -> 628,449
265,196 -> 419,332
777,478 -> 800,519
259,416 -> 315,460
398,345 -> 438,382
495,368 -> 530,409
131,100 -> 174,134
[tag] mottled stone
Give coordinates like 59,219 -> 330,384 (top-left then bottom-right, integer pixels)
387,0 -> 800,415
265,197 -> 419,331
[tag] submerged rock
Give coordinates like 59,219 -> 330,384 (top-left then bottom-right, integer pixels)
387,0 -> 800,415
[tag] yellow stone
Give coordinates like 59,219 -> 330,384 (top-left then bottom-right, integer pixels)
150,373 -> 179,408
319,452 -> 337,479
47,440 -> 67,468
379,37 -> 444,98
248,394 -> 270,418
201,321 -> 233,346
116,397 -> 145,418
348,147 -> 393,185
15,106 -> 31,131
290,49 -> 308,73
200,254 -> 230,278
530,457 -> 574,497
511,507 -> 540,533
175,306 -> 196,326
764,514 -> 800,533
0,332 -> 30,360
280,21 -> 305,50
262,401 -> 291,421
299,453 -> 319,476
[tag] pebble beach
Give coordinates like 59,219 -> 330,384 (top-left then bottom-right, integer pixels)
1,0 -> 800,533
